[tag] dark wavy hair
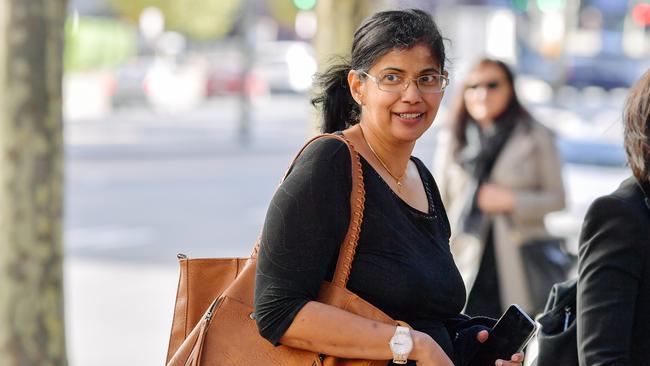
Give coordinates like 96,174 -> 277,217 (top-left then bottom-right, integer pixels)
311,9 -> 447,133
624,69 -> 650,183
448,58 -> 532,157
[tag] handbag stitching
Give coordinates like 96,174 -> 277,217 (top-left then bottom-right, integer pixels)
184,259 -> 190,338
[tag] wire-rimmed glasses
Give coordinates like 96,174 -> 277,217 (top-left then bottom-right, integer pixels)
360,71 -> 449,94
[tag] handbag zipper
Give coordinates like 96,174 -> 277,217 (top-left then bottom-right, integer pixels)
205,297 -> 222,321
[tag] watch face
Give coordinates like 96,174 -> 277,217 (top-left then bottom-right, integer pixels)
389,333 -> 413,354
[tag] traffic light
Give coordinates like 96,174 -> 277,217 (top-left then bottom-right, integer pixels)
510,0 -> 528,12
293,0 -> 316,11
632,3 -> 650,26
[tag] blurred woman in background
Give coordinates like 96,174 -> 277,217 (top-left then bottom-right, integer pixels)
433,58 -> 565,318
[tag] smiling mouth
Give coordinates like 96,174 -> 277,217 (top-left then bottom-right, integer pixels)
396,112 -> 424,119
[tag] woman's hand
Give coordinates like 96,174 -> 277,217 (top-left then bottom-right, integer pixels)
477,183 -> 515,214
475,330 -> 525,366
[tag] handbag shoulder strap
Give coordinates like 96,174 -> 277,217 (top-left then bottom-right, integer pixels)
251,133 -> 365,289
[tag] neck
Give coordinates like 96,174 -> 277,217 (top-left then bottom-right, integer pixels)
475,118 -> 494,130
357,124 -> 413,178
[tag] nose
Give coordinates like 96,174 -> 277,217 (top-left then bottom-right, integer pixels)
401,79 -> 423,103
469,87 -> 488,101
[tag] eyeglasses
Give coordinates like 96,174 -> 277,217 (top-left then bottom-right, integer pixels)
466,80 -> 502,91
360,71 -> 449,94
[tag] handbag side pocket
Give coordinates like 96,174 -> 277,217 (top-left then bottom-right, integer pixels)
168,295 -> 320,366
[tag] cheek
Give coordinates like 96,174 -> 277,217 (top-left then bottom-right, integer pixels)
426,96 -> 443,113
368,93 -> 399,113
489,92 -> 511,114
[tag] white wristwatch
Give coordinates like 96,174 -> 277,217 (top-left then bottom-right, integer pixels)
388,325 -> 413,364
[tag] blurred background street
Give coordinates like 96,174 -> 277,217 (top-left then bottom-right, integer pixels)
59,0 -> 650,364
64,95 -> 314,365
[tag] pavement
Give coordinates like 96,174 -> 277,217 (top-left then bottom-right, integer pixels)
63,94 -> 316,365
64,258 -> 178,366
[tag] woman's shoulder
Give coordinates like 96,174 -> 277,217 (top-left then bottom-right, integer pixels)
579,177 -> 650,270
296,134 -> 352,164
590,177 -> 647,213
582,177 -> 650,242
285,134 -> 355,186
519,118 -> 555,140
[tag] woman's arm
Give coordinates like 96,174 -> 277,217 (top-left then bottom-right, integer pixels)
281,301 -> 450,363
577,195 -> 643,366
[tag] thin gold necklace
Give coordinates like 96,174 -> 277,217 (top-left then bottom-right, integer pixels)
359,126 -> 406,193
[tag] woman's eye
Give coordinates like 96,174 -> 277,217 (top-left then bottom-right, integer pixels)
381,74 -> 402,84
419,75 -> 437,85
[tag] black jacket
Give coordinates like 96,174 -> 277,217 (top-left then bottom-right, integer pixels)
577,177 -> 650,365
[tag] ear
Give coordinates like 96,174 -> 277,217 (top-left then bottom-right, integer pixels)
348,69 -> 364,105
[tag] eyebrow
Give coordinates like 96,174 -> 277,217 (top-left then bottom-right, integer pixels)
379,67 -> 442,74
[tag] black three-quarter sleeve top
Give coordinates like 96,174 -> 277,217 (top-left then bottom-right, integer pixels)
254,137 -> 467,361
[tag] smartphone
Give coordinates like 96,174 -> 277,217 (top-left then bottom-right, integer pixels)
473,304 -> 538,365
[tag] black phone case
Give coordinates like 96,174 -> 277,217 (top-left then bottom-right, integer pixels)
469,305 -> 536,366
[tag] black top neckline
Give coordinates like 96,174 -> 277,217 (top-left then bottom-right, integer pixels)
359,154 -> 435,217
331,130 -> 434,216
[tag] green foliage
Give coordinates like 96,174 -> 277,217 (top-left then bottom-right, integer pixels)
64,16 -> 137,71
266,0 -> 299,28
106,0 -> 243,40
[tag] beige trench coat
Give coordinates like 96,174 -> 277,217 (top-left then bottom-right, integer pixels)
433,120 -> 566,313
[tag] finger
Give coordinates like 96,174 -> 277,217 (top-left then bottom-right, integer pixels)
495,352 -> 525,366
511,352 -> 524,362
475,330 -> 489,343
495,360 -> 521,366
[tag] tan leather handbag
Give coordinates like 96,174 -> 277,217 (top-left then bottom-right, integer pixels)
165,134 -> 399,366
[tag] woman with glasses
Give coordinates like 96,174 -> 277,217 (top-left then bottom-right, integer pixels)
254,9 -> 524,366
433,59 -> 565,319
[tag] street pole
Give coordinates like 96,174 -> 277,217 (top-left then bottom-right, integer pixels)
238,0 -> 255,146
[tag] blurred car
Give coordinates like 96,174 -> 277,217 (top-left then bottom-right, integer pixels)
564,54 -> 641,90
110,56 -> 155,108
204,47 -> 268,98
144,57 -> 208,112
545,136 -> 629,253
254,41 -> 317,94
204,41 -> 315,96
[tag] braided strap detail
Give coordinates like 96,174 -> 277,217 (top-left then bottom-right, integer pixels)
251,134 -> 366,290
335,136 -> 365,286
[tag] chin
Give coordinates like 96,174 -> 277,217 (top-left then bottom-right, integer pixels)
393,124 -> 430,143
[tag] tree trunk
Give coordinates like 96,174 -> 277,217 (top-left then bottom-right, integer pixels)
311,0 -> 374,133
0,0 -> 68,365
314,0 -> 374,64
